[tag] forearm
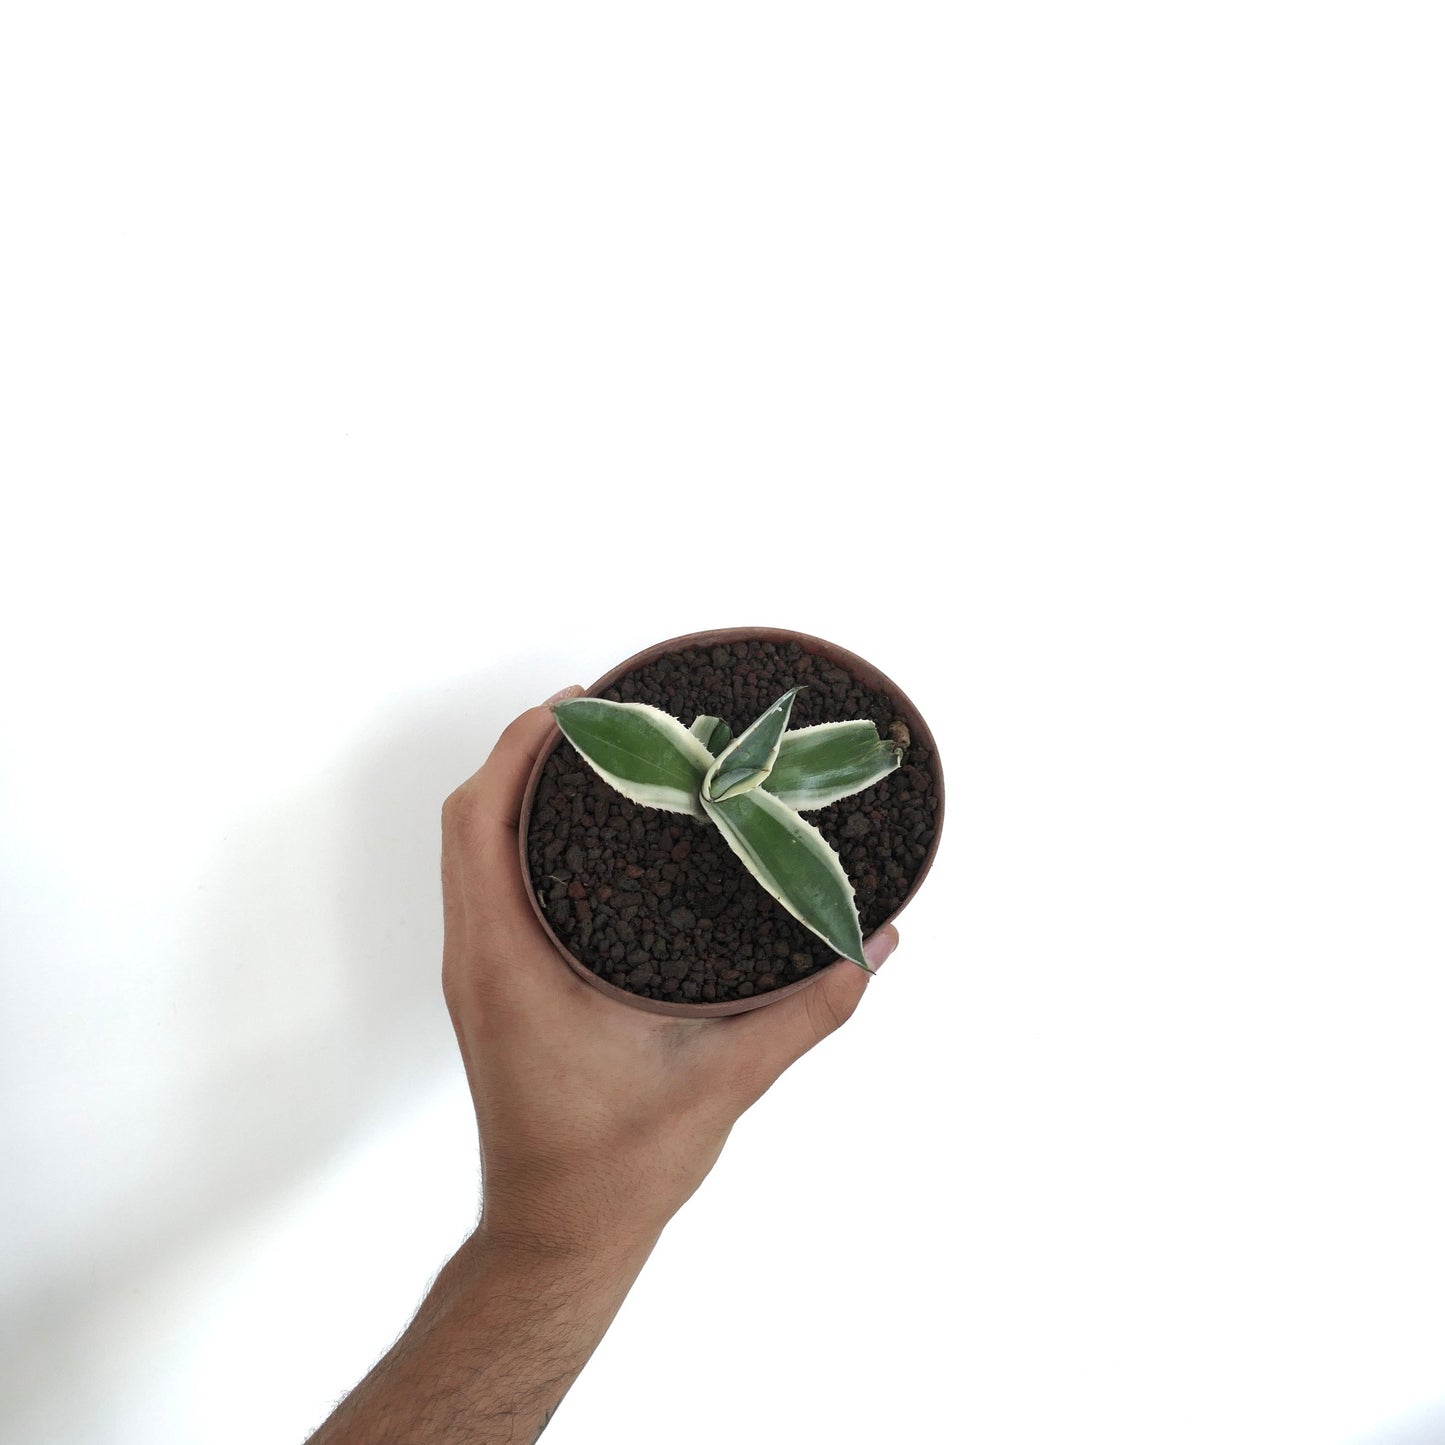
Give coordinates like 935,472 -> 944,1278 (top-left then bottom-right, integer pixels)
308,1224 -> 660,1444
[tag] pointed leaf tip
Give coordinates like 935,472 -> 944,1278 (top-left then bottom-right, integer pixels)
703,686 -> 804,803
701,786 -> 867,967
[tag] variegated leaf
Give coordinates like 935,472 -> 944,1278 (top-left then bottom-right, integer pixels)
763,720 -> 904,810
701,786 -> 869,969
551,698 -> 713,817
689,715 -> 733,757
702,687 -> 802,803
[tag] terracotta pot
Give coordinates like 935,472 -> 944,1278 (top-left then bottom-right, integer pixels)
518,627 -> 945,1018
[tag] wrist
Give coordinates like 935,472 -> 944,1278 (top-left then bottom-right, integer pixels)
470,1207 -> 663,1273
473,1155 -> 685,1266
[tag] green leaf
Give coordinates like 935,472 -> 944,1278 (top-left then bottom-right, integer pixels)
701,786 -> 869,968
702,687 -> 802,803
763,720 -> 904,810
689,715 -> 733,757
552,698 -> 713,817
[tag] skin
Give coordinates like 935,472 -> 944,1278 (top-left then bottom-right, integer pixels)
306,685 -> 899,1443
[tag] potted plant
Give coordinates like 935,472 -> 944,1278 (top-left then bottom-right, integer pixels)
520,628 -> 944,1017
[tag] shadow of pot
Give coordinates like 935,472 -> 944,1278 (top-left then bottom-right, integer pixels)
518,626 -> 946,1018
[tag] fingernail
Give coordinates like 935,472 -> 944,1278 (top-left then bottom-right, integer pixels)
863,928 -> 898,972
545,684 -> 584,705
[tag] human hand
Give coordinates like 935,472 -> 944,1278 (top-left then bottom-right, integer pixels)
440,685 -> 899,1258
307,685 -> 898,1443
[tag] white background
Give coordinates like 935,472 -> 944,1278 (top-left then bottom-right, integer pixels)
2,5 -> 1442,1443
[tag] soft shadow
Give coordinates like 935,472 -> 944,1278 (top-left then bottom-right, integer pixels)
0,649 -> 573,1437
1353,1398 -> 1445,1445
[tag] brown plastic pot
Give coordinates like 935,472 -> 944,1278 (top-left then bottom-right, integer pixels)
518,627 -> 945,1018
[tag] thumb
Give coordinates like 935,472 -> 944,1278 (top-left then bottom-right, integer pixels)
729,925 -> 899,1091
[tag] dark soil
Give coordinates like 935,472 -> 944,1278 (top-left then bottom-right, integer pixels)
524,637 -> 940,1006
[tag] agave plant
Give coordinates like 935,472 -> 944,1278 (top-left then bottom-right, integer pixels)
550,687 -> 903,971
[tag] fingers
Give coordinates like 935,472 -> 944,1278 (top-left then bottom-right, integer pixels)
487,684 -> 585,832
441,684 -> 583,921
445,684 -> 582,831
442,685 -> 588,1004
724,925 -> 899,1097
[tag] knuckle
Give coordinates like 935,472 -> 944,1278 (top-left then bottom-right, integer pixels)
498,708 -> 542,751
442,944 -> 494,1017
440,960 -> 463,1014
441,785 -> 482,838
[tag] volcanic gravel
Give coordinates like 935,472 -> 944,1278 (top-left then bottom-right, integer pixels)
525,637 -> 940,1006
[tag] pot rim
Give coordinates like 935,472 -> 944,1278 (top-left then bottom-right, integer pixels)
517,626 -> 945,1018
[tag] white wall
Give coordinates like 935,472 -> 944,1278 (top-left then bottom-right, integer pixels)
3,6 -> 1442,1443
